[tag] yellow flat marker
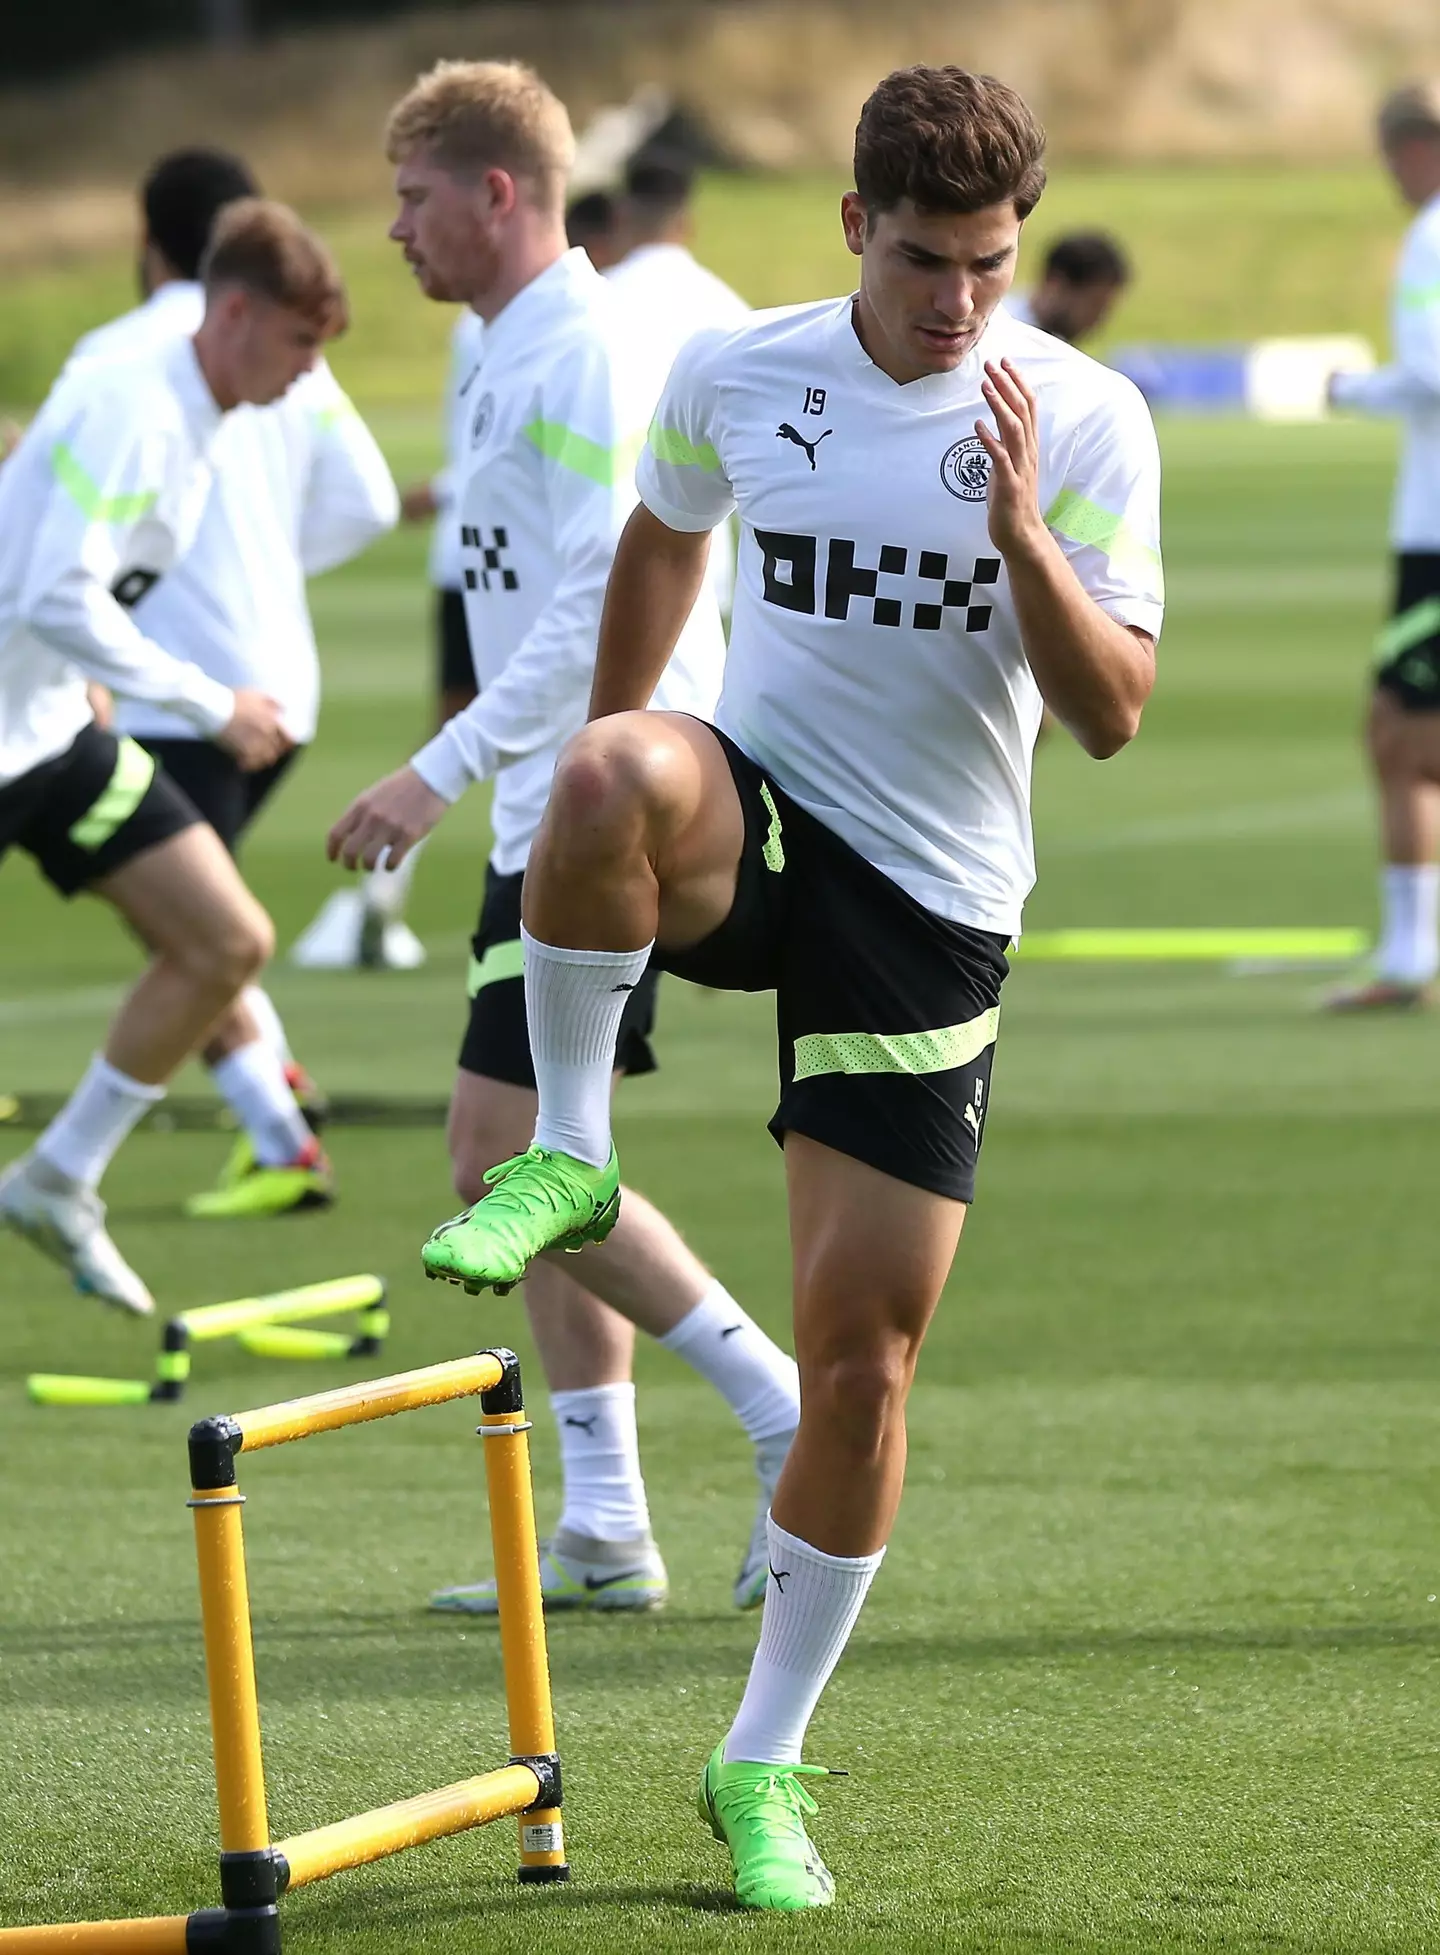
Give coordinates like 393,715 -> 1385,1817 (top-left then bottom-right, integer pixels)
1015,928 -> 1368,963
28,1375 -> 153,1407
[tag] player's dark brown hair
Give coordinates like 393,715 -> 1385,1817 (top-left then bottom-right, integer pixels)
854,66 -> 1047,221
200,198 -> 348,335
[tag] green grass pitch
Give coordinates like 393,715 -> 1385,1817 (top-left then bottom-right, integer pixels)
4,227 -> 1440,1947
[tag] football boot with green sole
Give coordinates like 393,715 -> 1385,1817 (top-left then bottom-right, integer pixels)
421,1144 -> 620,1295
698,1741 -> 839,1910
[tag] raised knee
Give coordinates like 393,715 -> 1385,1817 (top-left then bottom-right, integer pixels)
550,718 -> 686,835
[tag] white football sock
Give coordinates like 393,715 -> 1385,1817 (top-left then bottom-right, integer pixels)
551,1383 -> 652,1540
524,927 -> 652,1167
659,1281 -> 801,1443
1377,864 -> 1440,983
365,840 -> 424,922
34,1053 -> 165,1191
241,985 -> 291,1067
209,1041 -> 311,1168
723,1519 -> 885,1766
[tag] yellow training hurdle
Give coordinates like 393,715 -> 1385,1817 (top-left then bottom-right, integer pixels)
0,1348 -> 565,1952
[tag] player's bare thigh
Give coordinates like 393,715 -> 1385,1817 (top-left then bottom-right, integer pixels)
93,823 -> 272,968
525,711 -> 746,955
1369,687 -> 1440,782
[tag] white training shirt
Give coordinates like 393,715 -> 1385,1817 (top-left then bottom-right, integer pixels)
427,309 -> 486,591
637,297 -> 1164,934
1330,192 -> 1440,551
69,282 -> 399,744
411,248 -> 727,875
0,335 -> 233,788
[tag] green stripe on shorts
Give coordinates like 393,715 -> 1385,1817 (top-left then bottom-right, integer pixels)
467,938 -> 526,997
68,737 -> 156,851
792,1006 -> 1000,1083
1376,595 -> 1440,661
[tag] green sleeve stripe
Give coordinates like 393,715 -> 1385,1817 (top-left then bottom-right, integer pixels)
1045,488 -> 1164,591
68,737 -> 156,851
51,442 -> 159,524
522,418 -> 615,486
792,1006 -> 1000,1084
648,421 -> 722,473
1399,279 -> 1440,312
1376,595 -> 1440,661
467,939 -> 526,998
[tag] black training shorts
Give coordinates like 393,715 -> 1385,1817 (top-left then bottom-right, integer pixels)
437,587 -> 476,698
658,728 -> 1009,1203
139,737 -> 297,857
1375,553 -> 1440,711
0,723 -> 203,898
459,864 -> 660,1087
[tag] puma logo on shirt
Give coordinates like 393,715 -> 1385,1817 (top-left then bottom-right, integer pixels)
776,422 -> 832,470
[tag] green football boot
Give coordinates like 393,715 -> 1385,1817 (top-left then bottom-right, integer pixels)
699,1741 -> 838,1910
192,1064 -> 330,1204
184,1138 -> 334,1219
421,1144 -> 621,1295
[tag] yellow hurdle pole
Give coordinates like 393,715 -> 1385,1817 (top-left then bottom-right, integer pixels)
180,1275 -> 385,1344
234,1353 -> 505,1454
0,1919 -> 191,1951
478,1351 -> 569,1883
186,1419 -> 280,1934
273,1766 -> 541,1891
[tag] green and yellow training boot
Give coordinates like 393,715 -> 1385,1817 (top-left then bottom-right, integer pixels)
184,1137 -> 334,1220
421,1144 -> 621,1295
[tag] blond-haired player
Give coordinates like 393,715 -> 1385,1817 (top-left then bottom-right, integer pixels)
329,62 -> 799,1614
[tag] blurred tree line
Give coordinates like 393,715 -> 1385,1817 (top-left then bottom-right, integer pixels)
10,0 -> 631,80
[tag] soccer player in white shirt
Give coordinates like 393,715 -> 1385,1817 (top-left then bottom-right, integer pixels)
68,151 -> 400,1214
1326,84 -> 1440,1010
328,61 -> 799,1614
419,66 -> 1163,1906
1006,230 -> 1131,344
0,202 -> 343,1313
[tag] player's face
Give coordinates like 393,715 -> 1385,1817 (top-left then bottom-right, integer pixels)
1036,275 -> 1123,344
231,296 -> 328,406
1384,135 -> 1440,210
843,195 -> 1021,384
390,154 -> 502,303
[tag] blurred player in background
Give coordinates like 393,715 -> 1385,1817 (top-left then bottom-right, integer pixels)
1007,229 -> 1131,345
1326,84 -> 1440,1010
330,59 -> 798,1616
0,203 -> 341,1311
69,151 -> 399,1211
565,187 -> 624,271
420,65 -> 1162,1906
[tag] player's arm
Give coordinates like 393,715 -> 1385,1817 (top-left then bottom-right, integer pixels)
978,358 -> 1160,759
592,329 -> 735,721
19,409 -> 287,768
328,345 -> 627,869
590,506 -> 712,719
1331,230 -> 1440,414
297,369 -> 400,575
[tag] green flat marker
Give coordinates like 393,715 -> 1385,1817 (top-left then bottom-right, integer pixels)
27,1374 -> 153,1407
1015,928 -> 1369,962
236,1327 -> 354,1361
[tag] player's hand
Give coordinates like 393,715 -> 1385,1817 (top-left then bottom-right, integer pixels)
327,765 -> 446,871
218,689 -> 292,773
86,682 -> 114,731
976,359 -> 1047,561
400,481 -> 438,523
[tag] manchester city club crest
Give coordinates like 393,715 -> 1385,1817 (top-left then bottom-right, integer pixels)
471,391 -> 496,447
939,435 -> 993,502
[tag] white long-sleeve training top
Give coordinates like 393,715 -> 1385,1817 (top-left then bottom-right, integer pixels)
69,282 -> 399,744
0,334 -> 233,789
409,247 -> 727,875
604,242 -> 749,610
428,309 -> 486,592
1331,192 -> 1440,550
